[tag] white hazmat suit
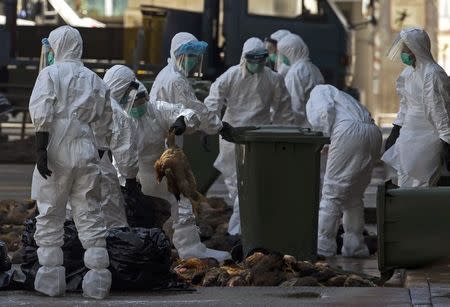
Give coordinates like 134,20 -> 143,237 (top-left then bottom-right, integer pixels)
306,85 -> 382,258
278,33 -> 324,127
267,29 -> 291,76
150,32 -> 222,134
149,33 -> 229,261
99,65 -> 140,228
382,28 -> 450,187
29,26 -> 112,298
204,37 -> 294,235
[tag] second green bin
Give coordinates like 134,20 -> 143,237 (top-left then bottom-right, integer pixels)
233,126 -> 329,260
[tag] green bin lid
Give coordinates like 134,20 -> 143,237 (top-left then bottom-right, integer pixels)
234,125 -> 330,144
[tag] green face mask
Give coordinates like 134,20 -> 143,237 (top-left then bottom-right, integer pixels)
129,104 -> 147,118
268,53 -> 277,64
47,51 -> 55,65
184,56 -> 199,72
280,54 -> 290,66
400,52 -> 414,66
246,62 -> 264,74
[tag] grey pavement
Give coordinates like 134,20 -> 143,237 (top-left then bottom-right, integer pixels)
0,164 -> 33,200
0,287 -> 413,306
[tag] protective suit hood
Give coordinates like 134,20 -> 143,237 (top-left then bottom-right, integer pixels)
48,26 -> 83,62
103,65 -> 135,102
401,27 -> 434,64
169,32 -> 198,65
277,33 -> 309,64
240,37 -> 266,76
307,84 -> 373,135
270,29 -> 291,42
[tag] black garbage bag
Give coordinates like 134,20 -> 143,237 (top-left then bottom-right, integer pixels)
121,185 -> 171,229
62,221 -> 88,291
106,227 -> 174,290
20,219 -> 39,289
20,219 -> 87,291
0,241 -> 11,272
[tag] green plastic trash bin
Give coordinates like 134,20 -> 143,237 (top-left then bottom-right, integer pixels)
377,184 -> 450,277
183,132 -> 220,194
234,126 -> 329,260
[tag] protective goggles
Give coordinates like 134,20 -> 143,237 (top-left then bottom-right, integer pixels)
244,48 -> 269,63
119,81 -> 140,114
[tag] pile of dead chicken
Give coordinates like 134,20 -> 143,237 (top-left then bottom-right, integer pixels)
173,253 -> 379,287
0,200 -> 36,252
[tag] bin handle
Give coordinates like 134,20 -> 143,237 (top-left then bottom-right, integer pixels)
298,127 -> 311,133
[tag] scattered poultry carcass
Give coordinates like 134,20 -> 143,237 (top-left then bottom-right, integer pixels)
154,132 -> 206,217
0,200 -> 36,225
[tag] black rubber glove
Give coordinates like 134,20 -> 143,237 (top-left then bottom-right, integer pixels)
169,116 -> 186,135
125,178 -> 140,196
36,132 -> 52,179
200,132 -> 210,152
443,141 -> 450,171
219,122 -> 237,143
385,124 -> 401,151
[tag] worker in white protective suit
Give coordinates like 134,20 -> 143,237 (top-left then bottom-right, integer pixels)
277,33 -> 324,127
265,29 -> 291,75
383,28 -> 450,187
29,26 -> 112,298
150,32 -> 220,134
149,34 -> 229,261
306,85 -> 382,258
204,37 -> 294,235
97,65 -> 142,228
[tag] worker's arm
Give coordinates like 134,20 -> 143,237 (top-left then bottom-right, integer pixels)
271,73 -> 294,125
392,68 -> 410,127
170,79 -> 222,134
284,69 -> 307,125
91,84 -> 113,152
29,68 -> 56,133
109,106 -> 139,180
29,68 -> 56,179
424,70 -> 450,144
152,100 -> 200,133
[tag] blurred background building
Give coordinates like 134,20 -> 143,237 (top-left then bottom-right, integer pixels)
0,0 -> 449,129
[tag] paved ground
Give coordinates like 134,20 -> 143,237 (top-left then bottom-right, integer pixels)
0,287 -> 414,306
0,164 -> 33,200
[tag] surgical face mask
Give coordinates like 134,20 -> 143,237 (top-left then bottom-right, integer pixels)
47,51 -> 55,66
246,62 -> 265,74
129,104 -> 147,118
268,53 -> 277,65
280,54 -> 290,66
184,55 -> 199,72
129,93 -> 148,118
400,52 -> 414,66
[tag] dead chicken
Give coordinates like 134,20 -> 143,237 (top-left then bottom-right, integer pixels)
173,257 -> 219,284
0,200 -> 36,225
154,132 -> 206,216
